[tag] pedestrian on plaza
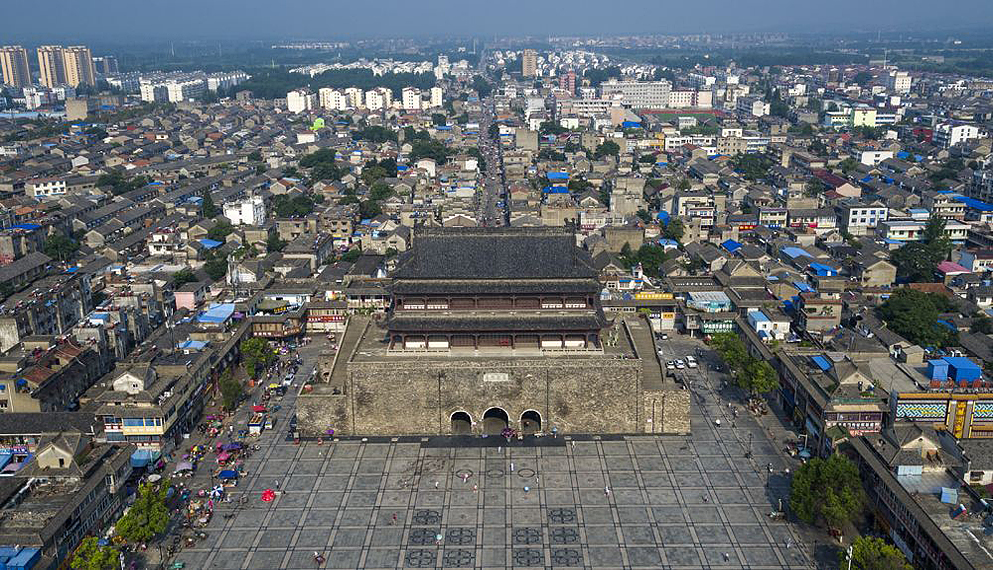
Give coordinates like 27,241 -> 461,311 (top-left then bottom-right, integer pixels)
275,480 -> 280,490
472,484 -> 478,493
434,481 -> 439,489
510,462 -> 515,472
391,512 -> 397,525
604,486 -> 610,496
523,486 -> 530,493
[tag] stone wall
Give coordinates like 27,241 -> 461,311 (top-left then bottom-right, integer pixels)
297,356 -> 651,436
642,389 -> 692,435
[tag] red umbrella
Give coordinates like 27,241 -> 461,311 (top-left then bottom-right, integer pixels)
261,489 -> 275,502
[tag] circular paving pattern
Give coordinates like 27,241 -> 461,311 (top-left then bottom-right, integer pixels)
550,527 -> 579,544
513,548 -> 544,566
513,527 -> 542,545
405,549 -> 436,568
551,548 -> 583,566
517,467 -> 536,478
548,508 -> 577,524
442,549 -> 474,567
445,528 -> 475,545
454,468 -> 474,480
411,509 -> 441,525
408,528 -> 440,545
484,468 -> 504,479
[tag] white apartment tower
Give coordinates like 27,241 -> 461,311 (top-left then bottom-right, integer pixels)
402,87 -> 421,111
223,195 -> 266,226
286,89 -> 316,113
430,87 -> 443,108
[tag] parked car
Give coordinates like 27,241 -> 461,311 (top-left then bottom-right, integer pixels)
675,359 -> 686,369
686,356 -> 698,368
666,361 -> 676,370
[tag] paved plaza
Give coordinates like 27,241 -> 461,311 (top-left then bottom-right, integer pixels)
175,410 -> 813,569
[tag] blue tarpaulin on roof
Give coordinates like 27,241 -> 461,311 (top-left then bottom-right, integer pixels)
793,281 -> 815,293
621,121 -> 642,128
199,239 -> 223,249
198,303 -> 235,324
937,319 -> 956,331
9,224 -> 40,230
177,340 -> 208,350
812,356 -> 832,371
721,239 -> 742,253
656,211 -> 670,223
547,172 -> 569,180
954,195 -> 993,212
808,262 -> 839,276
543,186 -> 569,194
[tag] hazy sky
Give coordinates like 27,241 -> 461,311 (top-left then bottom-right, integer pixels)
6,0 -> 993,41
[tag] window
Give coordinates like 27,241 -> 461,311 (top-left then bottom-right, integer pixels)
123,418 -> 144,427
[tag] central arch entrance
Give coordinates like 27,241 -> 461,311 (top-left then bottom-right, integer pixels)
451,411 -> 472,435
521,410 -> 542,434
482,407 -> 509,435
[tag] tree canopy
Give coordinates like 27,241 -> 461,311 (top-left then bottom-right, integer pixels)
620,243 -> 669,279
71,536 -> 119,570
890,215 -> 952,282
789,453 -> 865,529
593,140 -> 620,159
877,288 -> 958,348
172,268 -> 197,288
240,337 -> 276,378
116,481 -> 170,543
201,190 -> 220,218
842,536 -> 912,570
96,171 -> 151,196
711,333 -> 781,396
272,194 -> 317,218
731,153 -> 772,181
44,233 -> 79,262
219,368 -> 243,411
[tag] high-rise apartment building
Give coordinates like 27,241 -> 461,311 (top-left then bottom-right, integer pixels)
92,56 -> 119,75
558,70 -> 576,94
37,46 -> 66,88
62,46 -> 96,87
522,49 -> 538,78
0,46 -> 31,88
401,87 -> 421,111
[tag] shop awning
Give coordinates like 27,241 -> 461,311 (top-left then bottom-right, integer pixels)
130,449 -> 160,468
0,452 -> 12,470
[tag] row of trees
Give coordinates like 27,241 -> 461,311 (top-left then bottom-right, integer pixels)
234,68 -> 434,100
710,333 -> 780,396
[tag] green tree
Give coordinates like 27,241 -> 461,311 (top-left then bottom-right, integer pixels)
266,234 -> 287,253
594,140 -> 620,159
839,157 -> 858,174
676,178 -> 691,190
240,337 -> 276,379
972,315 -> 993,334
663,218 -> 685,241
842,535 -> 912,570
790,453 -> 865,529
711,333 -> 749,375
431,113 -> 447,126
44,233 -> 79,262
70,536 -> 120,570
740,359 -> 780,396
204,256 -> 227,281
890,215 -> 952,282
369,180 -> 393,201
201,190 -> 219,218
172,268 -> 197,288
219,368 -> 243,411
206,221 -> 234,241
878,288 -> 958,348
341,248 -> 362,263
247,150 -> 262,162
732,154 -> 772,181
116,481 -> 170,543
359,200 -> 382,219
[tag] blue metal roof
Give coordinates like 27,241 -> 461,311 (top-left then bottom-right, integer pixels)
954,195 -> 993,212
944,356 -> 981,371
547,172 -> 569,180
781,246 -> 811,259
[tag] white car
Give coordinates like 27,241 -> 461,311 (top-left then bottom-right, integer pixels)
666,361 -> 676,370
685,356 -> 698,368
675,360 -> 686,369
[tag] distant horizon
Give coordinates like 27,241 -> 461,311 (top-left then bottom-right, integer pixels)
5,0 -> 993,43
